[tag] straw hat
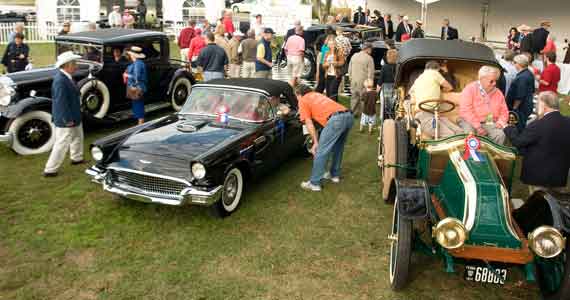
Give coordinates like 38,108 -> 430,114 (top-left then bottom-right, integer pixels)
518,24 -> 532,32
540,21 -> 552,27
127,46 -> 146,59
55,51 -> 82,68
416,20 -> 423,26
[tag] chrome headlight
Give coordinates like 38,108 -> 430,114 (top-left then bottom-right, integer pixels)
528,226 -> 566,258
191,163 -> 206,179
433,218 -> 468,249
0,77 -> 15,106
91,146 -> 104,162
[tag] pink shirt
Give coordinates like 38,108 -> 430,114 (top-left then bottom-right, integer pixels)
284,35 -> 305,57
460,81 -> 509,129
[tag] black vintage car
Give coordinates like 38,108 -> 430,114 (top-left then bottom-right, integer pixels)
277,23 -> 386,80
86,79 -> 306,217
0,28 -> 195,155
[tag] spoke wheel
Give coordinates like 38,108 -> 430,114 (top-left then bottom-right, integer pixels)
381,119 -> 408,202
215,168 -> 244,218
536,238 -> 570,300
8,110 -> 56,155
78,78 -> 110,119
301,55 -> 315,80
389,197 -> 412,290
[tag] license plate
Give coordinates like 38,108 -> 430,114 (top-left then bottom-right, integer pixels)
464,265 -> 507,285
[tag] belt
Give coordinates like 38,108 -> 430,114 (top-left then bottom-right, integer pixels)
327,110 -> 351,121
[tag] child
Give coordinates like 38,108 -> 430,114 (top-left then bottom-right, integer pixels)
360,79 -> 377,134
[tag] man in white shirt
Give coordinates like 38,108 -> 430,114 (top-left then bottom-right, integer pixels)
108,5 -> 123,28
252,14 -> 265,39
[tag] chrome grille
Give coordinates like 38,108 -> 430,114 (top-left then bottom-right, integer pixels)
109,169 -> 188,199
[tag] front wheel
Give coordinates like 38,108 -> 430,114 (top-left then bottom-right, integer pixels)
7,110 -> 56,155
214,168 -> 244,218
171,77 -> 192,111
536,238 -> 570,300
389,198 -> 412,290
301,55 -> 315,80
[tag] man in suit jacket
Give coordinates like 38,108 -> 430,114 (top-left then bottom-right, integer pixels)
395,16 -> 413,42
386,14 -> 394,39
504,91 -> 570,193
441,19 -> 458,40
44,51 -> 84,177
353,7 -> 366,25
532,21 -> 551,55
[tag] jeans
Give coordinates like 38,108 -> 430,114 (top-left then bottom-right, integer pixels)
309,111 -> 354,185
203,71 -> 224,81
325,75 -> 341,101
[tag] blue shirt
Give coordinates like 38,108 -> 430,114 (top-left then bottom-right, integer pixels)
126,59 -> 147,93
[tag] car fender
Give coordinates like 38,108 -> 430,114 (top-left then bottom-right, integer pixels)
5,97 -> 52,119
395,179 -> 430,220
514,191 -> 570,234
167,69 -> 195,96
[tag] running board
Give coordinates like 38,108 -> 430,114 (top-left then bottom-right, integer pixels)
105,102 -> 173,122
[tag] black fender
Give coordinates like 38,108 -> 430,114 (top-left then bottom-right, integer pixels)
5,97 -> 52,119
514,191 -> 570,235
167,69 -> 195,96
395,179 -> 430,220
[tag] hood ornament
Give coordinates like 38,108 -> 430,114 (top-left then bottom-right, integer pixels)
177,122 -> 198,132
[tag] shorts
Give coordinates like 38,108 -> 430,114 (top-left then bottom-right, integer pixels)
287,55 -> 304,78
131,98 -> 145,119
360,113 -> 376,125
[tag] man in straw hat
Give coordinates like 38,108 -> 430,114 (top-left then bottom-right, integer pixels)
43,51 -> 84,177
228,30 -> 244,78
411,20 -> 425,39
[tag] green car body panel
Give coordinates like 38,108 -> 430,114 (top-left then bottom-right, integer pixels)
417,134 -> 521,249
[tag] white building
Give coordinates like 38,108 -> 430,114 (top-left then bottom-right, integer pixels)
36,0 -> 101,26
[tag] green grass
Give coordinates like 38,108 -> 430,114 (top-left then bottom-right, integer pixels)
0,93 -> 541,299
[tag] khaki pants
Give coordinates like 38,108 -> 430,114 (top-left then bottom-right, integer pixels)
229,64 -> 241,78
242,62 -> 256,78
416,111 -> 464,139
350,81 -> 365,117
287,55 -> 304,78
255,70 -> 272,79
44,125 -> 84,174
179,48 -> 190,62
457,119 -> 506,145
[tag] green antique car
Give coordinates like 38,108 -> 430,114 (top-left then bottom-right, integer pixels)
379,39 -> 570,299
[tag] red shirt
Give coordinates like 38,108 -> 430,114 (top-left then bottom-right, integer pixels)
539,63 -> 561,93
223,17 -> 235,35
188,35 -> 206,59
178,27 -> 195,49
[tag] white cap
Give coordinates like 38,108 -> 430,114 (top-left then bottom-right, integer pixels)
55,51 -> 82,68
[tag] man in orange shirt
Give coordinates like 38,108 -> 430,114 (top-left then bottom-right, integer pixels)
296,85 -> 354,191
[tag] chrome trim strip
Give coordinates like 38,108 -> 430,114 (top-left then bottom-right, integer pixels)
448,149 -> 478,231
0,132 -> 13,146
107,166 -> 192,186
192,84 -> 271,97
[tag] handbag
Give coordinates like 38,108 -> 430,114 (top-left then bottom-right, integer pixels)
125,66 -> 143,100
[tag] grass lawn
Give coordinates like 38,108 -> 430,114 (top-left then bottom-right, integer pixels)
0,92 -> 542,299
1,42 -> 567,299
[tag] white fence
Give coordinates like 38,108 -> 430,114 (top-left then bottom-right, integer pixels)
0,22 -> 60,44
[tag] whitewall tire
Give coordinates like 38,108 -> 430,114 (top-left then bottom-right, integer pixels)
8,110 -> 56,155
215,168 -> 244,217
79,79 -> 110,119
171,77 -> 192,111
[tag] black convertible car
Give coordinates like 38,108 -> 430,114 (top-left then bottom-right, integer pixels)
0,29 -> 194,155
86,79 -> 306,217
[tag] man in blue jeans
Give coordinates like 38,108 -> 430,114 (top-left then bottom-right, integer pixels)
197,32 -> 228,81
296,85 -> 354,191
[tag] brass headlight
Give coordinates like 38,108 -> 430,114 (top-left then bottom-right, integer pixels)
433,218 -> 468,249
528,226 -> 566,258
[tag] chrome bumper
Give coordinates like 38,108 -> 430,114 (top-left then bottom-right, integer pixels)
86,166 -> 223,206
0,132 -> 12,146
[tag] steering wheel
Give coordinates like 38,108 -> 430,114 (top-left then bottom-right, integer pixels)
418,99 -> 456,114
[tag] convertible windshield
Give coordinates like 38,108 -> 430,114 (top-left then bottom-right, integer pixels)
180,88 -> 273,122
56,42 -> 103,64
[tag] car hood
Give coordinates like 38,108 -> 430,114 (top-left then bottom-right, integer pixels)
117,117 -> 252,164
5,65 -> 91,86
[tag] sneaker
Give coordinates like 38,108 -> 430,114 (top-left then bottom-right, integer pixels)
300,181 -> 322,192
43,172 -> 58,178
71,160 -> 86,165
323,172 -> 340,183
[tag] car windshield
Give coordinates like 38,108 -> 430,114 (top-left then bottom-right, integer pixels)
180,88 -> 273,122
56,42 -> 103,64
